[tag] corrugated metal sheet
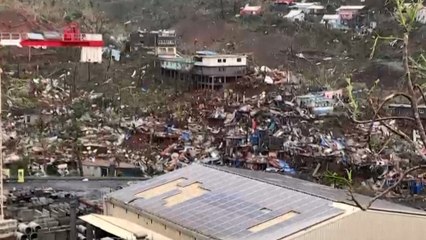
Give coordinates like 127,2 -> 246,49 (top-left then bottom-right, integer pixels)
26,33 -> 44,40
80,47 -> 102,63
108,164 -> 344,240
43,31 -> 61,40
80,34 -> 103,63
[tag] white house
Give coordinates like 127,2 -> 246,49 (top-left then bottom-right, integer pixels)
322,14 -> 346,29
285,10 -> 305,21
193,51 -> 247,67
292,2 -> 321,13
192,51 -> 247,89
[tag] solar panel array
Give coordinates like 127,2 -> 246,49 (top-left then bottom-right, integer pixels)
109,165 -> 344,240
220,166 -> 426,215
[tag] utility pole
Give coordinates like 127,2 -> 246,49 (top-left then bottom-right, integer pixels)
220,0 -> 225,19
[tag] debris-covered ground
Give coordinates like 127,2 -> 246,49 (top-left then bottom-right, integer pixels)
2,0 -> 426,211
2,56 -> 426,209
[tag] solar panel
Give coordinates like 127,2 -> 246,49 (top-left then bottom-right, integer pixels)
108,165 -> 344,239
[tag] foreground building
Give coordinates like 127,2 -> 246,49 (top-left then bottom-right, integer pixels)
80,164 -> 426,240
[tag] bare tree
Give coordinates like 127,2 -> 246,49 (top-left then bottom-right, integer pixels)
337,0 -> 426,210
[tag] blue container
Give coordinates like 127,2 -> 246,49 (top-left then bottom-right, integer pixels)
181,131 -> 191,142
250,134 -> 260,146
409,180 -> 424,194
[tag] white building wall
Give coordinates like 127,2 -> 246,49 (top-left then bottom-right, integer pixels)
197,56 -> 247,67
288,210 -> 426,240
82,165 -> 102,177
156,46 -> 177,56
105,202 -> 197,240
80,34 -> 103,63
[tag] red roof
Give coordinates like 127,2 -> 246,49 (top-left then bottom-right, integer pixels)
274,0 -> 295,4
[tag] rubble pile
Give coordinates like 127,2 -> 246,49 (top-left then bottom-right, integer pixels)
2,69 -> 423,198
253,66 -> 302,85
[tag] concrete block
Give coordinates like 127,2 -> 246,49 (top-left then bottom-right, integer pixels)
39,197 -> 48,206
17,209 -> 34,222
49,209 -> 60,219
38,232 -> 55,240
34,210 -> 43,217
42,208 -> 50,217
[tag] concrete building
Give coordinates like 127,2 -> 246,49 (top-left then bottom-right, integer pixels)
82,159 -> 141,177
155,30 -> 177,56
80,164 -> 426,240
321,14 -> 345,29
130,30 -> 177,56
11,108 -> 53,126
388,104 -> 426,119
192,51 -> 247,89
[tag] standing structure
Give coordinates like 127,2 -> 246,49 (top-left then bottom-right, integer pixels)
192,51 -> 247,89
130,29 -> 177,56
0,22 -> 104,62
80,164 -> 426,240
336,5 -> 367,27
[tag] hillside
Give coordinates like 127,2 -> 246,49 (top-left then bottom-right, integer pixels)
1,0 -> 425,88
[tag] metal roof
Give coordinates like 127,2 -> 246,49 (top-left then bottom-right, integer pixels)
216,166 -> 426,216
108,164 -> 345,240
336,5 -> 366,11
80,214 -> 174,240
80,214 -> 146,239
196,50 -> 218,56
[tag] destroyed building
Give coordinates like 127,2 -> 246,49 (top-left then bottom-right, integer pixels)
388,104 -> 426,119
82,159 -> 142,177
79,165 -> 426,240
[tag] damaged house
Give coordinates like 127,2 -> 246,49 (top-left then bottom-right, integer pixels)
336,5 -> 367,28
130,29 -> 177,56
159,55 -> 194,82
11,108 -> 53,126
82,159 -> 142,177
192,51 -> 247,90
240,4 -> 263,16
295,94 -> 335,116
387,104 -> 426,119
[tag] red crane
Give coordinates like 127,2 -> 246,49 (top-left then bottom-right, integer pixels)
0,22 -> 104,48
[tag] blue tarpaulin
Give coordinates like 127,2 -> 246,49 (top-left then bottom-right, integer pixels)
181,131 -> 192,142
279,160 -> 296,174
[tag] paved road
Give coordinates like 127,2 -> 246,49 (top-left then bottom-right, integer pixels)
4,179 -> 146,200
